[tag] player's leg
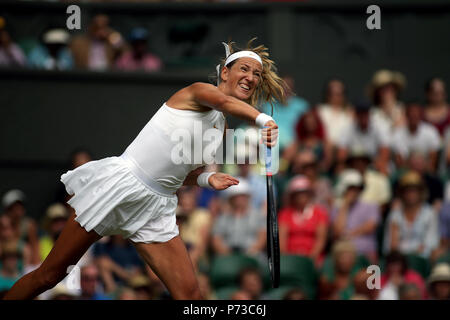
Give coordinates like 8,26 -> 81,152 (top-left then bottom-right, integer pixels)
132,235 -> 203,300
3,212 -> 101,300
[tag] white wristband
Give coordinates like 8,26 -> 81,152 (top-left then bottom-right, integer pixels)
255,113 -> 274,128
197,172 -> 216,189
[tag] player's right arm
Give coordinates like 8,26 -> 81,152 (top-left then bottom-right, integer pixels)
190,82 -> 278,146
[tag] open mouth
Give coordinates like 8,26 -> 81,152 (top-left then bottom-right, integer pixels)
239,83 -> 251,93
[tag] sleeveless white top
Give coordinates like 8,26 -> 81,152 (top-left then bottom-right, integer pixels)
123,103 -> 226,193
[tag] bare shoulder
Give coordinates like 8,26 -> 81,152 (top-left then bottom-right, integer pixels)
167,82 -> 219,111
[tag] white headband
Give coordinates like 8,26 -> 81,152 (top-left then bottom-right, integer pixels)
216,42 -> 262,85
225,50 -> 262,67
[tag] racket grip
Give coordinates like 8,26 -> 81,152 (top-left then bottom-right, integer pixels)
263,126 -> 272,175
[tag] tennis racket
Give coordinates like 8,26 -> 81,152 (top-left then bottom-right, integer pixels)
264,128 -> 280,288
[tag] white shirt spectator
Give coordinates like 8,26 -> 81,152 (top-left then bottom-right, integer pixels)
337,122 -> 390,157
318,104 -> 353,145
392,122 -> 441,159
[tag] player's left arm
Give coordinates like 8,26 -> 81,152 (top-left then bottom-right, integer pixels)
182,165 -> 239,190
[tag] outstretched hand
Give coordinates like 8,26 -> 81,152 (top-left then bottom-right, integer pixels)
261,120 -> 278,147
209,173 -> 239,190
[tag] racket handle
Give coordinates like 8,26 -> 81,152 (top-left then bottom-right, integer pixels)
263,126 -> 272,176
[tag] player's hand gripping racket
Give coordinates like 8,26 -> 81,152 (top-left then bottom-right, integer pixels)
264,125 -> 280,288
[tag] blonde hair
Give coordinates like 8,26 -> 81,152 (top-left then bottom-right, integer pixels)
216,38 -> 288,110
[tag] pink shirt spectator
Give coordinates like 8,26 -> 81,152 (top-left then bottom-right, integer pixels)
115,51 -> 162,72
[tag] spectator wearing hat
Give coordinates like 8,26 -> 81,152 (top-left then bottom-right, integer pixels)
317,79 -> 354,148
71,14 -> 126,70
392,102 -> 441,173
383,171 -> 440,258
127,274 -> 153,300
424,78 -> 450,137
115,27 -> 163,72
343,147 -> 392,209
261,74 -> 309,152
319,240 -> 359,300
28,28 -> 73,70
0,17 -> 26,67
176,186 -> 212,272
378,251 -> 426,300
39,203 -> 69,261
50,283 -> 77,300
0,241 -> 23,292
332,169 -> 380,262
369,69 -> 407,133
278,175 -> 329,263
1,189 -> 40,266
212,178 -> 266,256
337,100 -> 391,175
394,151 -> 444,212
427,263 -> 450,300
288,149 -> 333,211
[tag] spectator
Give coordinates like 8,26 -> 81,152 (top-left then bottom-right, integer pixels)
237,267 -> 264,300
282,288 -> 306,300
0,20 -> 26,67
396,151 -> 443,210
261,74 -> 309,152
378,251 -> 426,300
128,274 -> 153,300
392,102 -> 441,173
212,178 -> 266,256
230,290 -> 252,300
71,14 -> 126,70
427,263 -> 450,300
79,264 -> 110,300
0,241 -> 22,292
384,171 -> 440,258
28,28 -> 73,70
50,283 -> 76,300
94,235 -> 144,293
351,269 -> 380,300
278,175 -> 329,263
0,215 -> 32,268
197,272 -> 216,300
117,287 -> 137,300
290,150 -> 333,210
317,79 -> 354,148
433,201 -> 450,262
424,78 -> 450,137
39,203 -> 69,261
346,148 -> 392,208
115,27 -> 163,72
319,240 -> 359,300
332,169 -> 380,262
337,100 -> 390,175
176,187 -> 212,271
287,109 -> 332,171
398,283 -> 422,300
1,189 -> 40,266
369,69 -> 407,132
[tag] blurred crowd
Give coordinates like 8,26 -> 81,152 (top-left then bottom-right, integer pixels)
1,8 -> 450,300
0,15 -> 163,72
1,69 -> 450,300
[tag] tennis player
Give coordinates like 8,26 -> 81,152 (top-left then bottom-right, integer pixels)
3,39 -> 286,300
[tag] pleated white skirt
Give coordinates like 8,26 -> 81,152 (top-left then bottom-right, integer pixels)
60,156 -> 179,243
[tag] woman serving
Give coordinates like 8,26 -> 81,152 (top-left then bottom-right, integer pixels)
3,39 -> 286,300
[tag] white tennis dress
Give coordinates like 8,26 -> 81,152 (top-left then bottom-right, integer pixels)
61,103 -> 225,243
